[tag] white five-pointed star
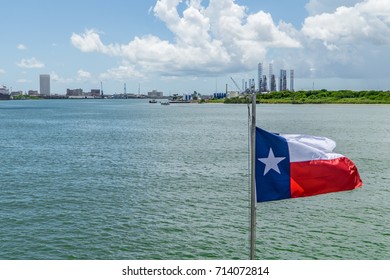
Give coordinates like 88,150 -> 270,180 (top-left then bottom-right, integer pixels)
258,148 -> 286,175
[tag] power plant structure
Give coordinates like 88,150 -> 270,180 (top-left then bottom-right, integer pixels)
290,69 -> 295,92
256,62 -> 295,93
279,69 -> 287,92
230,62 -> 295,95
258,63 -> 263,93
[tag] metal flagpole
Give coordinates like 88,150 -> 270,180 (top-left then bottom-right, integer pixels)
250,91 -> 257,260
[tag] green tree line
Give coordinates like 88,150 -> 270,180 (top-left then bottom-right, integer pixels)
224,90 -> 390,104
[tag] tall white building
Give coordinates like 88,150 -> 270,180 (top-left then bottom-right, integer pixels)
269,63 -> 273,91
279,70 -> 287,91
258,63 -> 263,92
290,69 -> 294,92
40,74 -> 50,96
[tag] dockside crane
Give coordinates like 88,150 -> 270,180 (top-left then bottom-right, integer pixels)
230,77 -> 242,93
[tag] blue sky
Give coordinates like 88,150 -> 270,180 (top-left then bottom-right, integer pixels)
1,0 -> 390,95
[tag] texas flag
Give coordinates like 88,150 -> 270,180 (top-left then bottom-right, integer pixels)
255,127 -> 363,202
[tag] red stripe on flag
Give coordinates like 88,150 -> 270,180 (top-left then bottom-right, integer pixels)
290,157 -> 363,198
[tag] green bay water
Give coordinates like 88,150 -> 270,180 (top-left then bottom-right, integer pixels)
0,99 -> 389,259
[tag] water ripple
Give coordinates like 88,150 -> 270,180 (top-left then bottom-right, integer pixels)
1,101 -> 389,259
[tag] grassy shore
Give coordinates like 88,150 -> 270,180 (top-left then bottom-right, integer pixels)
222,89 -> 390,104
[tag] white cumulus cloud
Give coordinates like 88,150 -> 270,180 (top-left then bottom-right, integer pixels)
305,0 -> 362,15
71,29 -> 120,55
302,0 -> 390,45
69,0 -> 390,86
77,69 -> 92,80
16,57 -> 45,68
100,64 -> 144,81
17,44 -> 27,50
71,0 -> 300,79
291,0 -> 390,81
51,71 -> 73,84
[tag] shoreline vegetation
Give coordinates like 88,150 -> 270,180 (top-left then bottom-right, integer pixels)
3,89 -> 390,104
223,89 -> 390,104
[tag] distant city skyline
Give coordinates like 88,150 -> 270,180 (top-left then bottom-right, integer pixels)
1,0 -> 390,94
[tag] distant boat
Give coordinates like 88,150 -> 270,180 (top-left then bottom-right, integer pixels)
160,101 -> 170,105
149,99 -> 157,103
